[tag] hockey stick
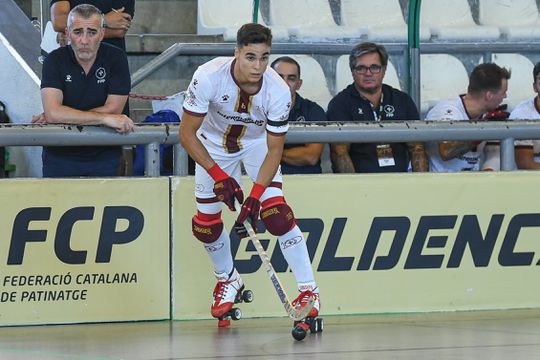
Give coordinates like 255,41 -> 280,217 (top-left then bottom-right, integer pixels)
236,206 -> 315,321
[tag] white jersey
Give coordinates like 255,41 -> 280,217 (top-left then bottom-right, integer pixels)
510,96 -> 540,162
425,95 -> 484,172
183,57 -> 291,154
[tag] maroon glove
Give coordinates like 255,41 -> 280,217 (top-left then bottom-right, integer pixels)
484,104 -> 510,121
236,183 -> 265,234
208,164 -> 244,211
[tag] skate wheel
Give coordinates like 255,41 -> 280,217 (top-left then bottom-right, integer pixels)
242,290 -> 254,303
230,307 -> 242,321
309,318 -> 318,333
316,318 -> 324,332
217,319 -> 231,327
292,324 -> 307,341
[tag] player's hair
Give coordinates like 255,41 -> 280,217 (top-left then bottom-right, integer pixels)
67,4 -> 104,30
270,56 -> 301,77
349,42 -> 388,70
533,62 -> 540,81
468,63 -> 511,95
236,23 -> 272,48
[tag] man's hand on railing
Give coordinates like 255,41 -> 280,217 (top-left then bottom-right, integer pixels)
101,114 -> 134,134
31,112 -> 46,124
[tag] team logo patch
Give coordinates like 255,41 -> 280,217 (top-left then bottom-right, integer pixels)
358,108 -> 364,115
95,67 -> 106,83
221,94 -> 229,102
280,236 -> 302,250
205,243 -> 224,253
295,115 -> 306,122
65,74 -> 72,82
195,183 -> 205,192
383,105 -> 395,117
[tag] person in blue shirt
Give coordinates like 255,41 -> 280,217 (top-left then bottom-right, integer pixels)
271,56 -> 326,174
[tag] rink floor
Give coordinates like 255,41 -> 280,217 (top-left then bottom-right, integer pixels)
0,309 -> 539,359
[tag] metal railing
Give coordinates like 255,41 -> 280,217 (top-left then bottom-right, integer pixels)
2,120 -> 540,176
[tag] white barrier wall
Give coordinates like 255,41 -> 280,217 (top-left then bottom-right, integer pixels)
1,172 -> 539,326
173,172 -> 540,319
0,178 -> 170,325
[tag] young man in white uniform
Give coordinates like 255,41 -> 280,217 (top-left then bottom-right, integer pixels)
425,63 -> 510,172
179,23 -> 320,324
510,62 -> 540,170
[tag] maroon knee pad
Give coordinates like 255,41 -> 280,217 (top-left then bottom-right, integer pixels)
192,211 -> 223,243
260,197 -> 296,236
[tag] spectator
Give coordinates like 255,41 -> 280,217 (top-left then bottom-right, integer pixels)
425,63 -> 510,172
50,0 -> 134,51
510,61 -> 540,170
270,56 -> 326,174
327,42 -> 428,173
32,4 -> 134,177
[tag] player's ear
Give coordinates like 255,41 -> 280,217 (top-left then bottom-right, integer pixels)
234,47 -> 239,58
296,79 -> 303,91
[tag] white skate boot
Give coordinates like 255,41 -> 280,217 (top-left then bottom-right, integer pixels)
211,268 -> 253,327
291,287 -> 323,341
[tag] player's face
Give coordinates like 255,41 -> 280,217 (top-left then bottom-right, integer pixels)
533,75 -> 540,94
67,14 -> 104,65
351,52 -> 386,94
486,78 -> 508,111
234,43 -> 271,84
272,61 -> 302,96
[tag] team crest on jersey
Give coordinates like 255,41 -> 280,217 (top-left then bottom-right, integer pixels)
95,67 -> 106,83
221,94 -> 229,102
193,79 -> 198,87
358,108 -> 364,115
65,74 -> 72,83
383,105 -> 395,117
295,115 -> 306,122
445,109 -> 454,115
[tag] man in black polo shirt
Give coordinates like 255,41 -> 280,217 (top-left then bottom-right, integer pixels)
327,42 -> 428,173
33,4 -> 133,177
271,56 -> 326,174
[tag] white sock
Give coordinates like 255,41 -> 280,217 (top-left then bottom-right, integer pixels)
203,228 -> 233,275
277,225 -> 316,289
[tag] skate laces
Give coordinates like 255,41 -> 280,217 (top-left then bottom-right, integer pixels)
213,281 -> 228,302
292,290 -> 315,308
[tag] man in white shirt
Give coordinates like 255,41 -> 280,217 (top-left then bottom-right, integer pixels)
510,62 -> 540,170
425,63 -> 510,172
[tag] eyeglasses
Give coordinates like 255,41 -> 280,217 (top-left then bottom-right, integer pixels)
353,64 -> 383,74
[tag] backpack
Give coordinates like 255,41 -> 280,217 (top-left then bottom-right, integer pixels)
133,110 -> 179,176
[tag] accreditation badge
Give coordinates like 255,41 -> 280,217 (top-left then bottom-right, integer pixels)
376,144 -> 395,167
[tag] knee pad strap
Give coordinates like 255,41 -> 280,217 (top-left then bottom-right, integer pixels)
261,197 -> 296,236
192,211 -> 223,244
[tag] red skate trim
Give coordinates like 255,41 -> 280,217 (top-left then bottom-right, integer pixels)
217,319 -> 231,327
197,211 -> 221,221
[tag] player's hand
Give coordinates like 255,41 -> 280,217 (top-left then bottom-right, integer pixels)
484,104 -> 510,121
235,183 -> 265,233
102,114 -> 134,134
236,196 -> 261,233
233,221 -> 248,239
213,177 -> 243,211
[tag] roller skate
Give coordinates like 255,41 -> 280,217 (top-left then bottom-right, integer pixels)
211,268 -> 254,327
291,288 -> 323,341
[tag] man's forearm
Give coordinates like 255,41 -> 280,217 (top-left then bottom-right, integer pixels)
408,142 -> 429,172
439,141 -> 477,161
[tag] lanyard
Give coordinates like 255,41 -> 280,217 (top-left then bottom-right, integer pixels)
370,93 -> 384,122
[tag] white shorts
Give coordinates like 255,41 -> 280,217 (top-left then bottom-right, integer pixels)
195,137 -> 284,214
